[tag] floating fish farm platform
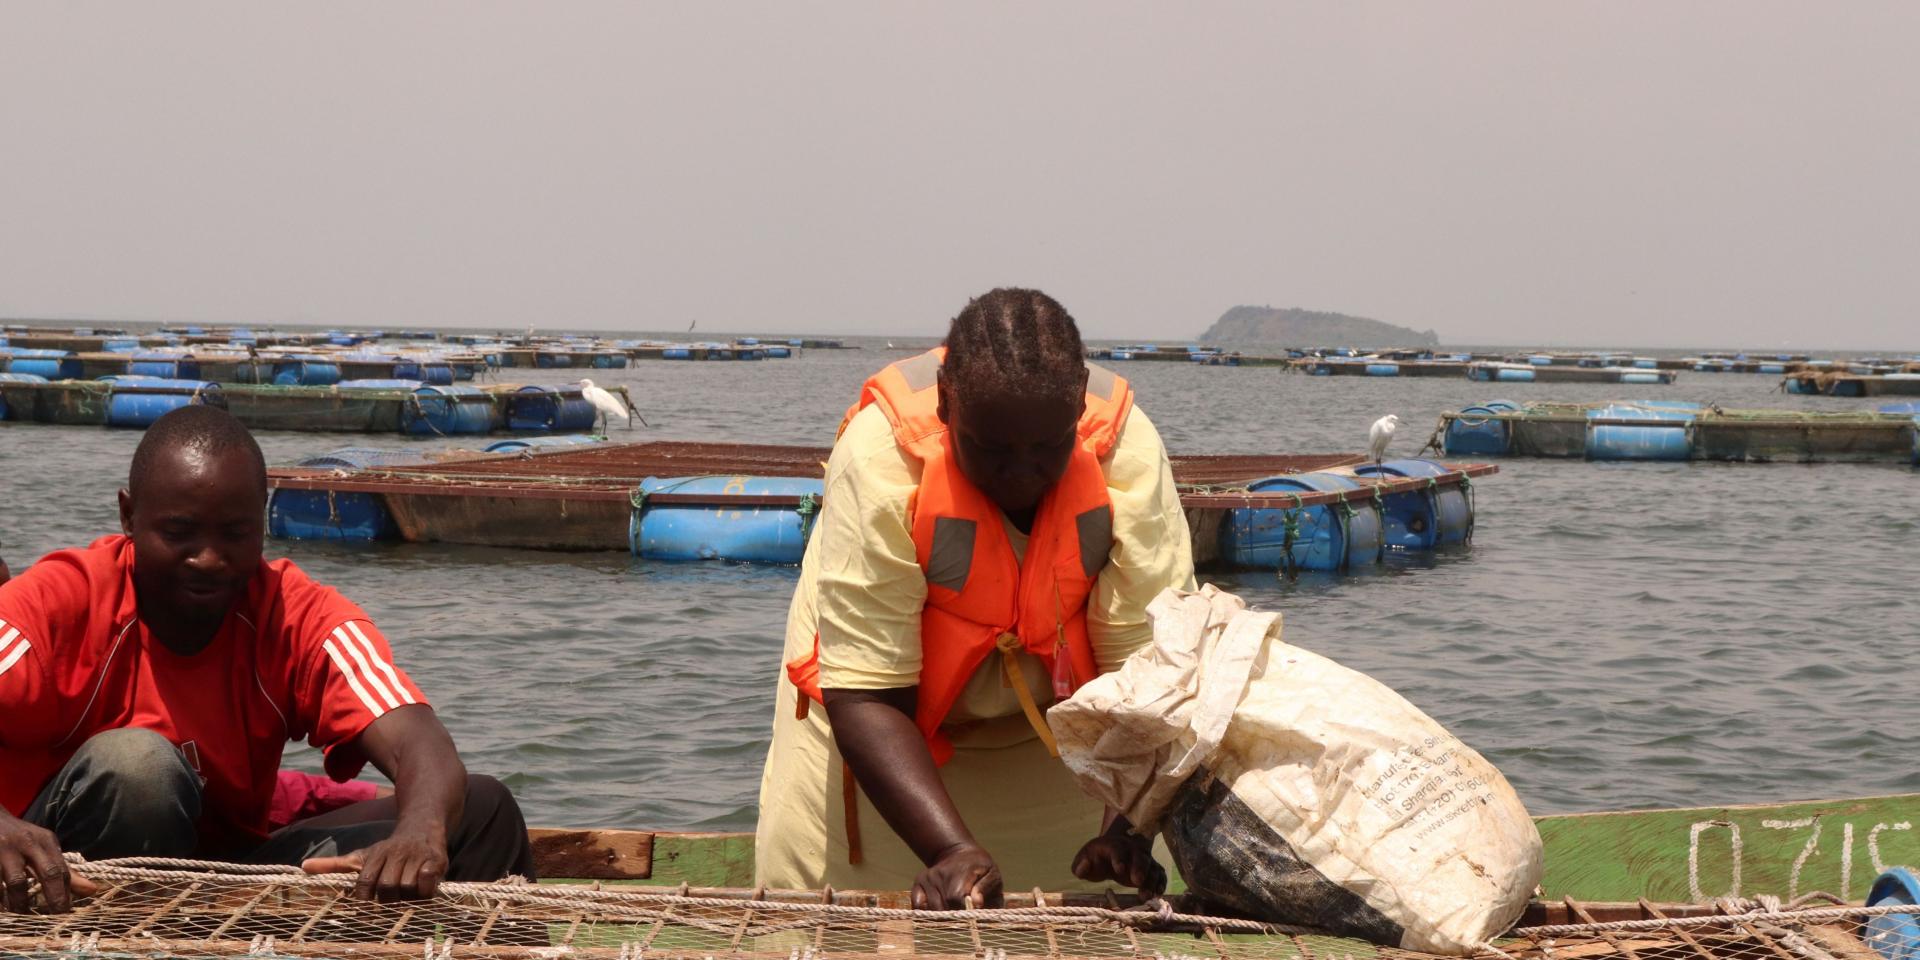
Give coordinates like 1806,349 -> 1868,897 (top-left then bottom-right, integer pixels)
1467,362 -> 1678,384
1784,370 -> 1920,397
0,377 -> 629,435
1298,359 -> 1471,377
1437,400 -> 1920,463
266,440 -> 1497,572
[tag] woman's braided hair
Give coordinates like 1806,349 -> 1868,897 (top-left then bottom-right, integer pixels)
941,288 -> 1088,410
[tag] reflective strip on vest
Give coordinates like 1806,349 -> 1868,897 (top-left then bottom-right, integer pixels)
896,350 -> 942,392
927,517 -> 976,593
1075,506 -> 1113,580
1085,363 -> 1118,402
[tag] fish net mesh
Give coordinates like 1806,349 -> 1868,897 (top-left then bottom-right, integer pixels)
4,860 -> 1917,960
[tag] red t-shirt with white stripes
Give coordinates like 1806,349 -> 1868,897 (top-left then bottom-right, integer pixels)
0,536 -> 429,855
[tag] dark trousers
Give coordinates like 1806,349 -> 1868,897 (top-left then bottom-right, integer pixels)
25,728 -> 537,881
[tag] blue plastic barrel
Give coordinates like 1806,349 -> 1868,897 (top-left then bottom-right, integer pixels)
1444,406 -> 1512,456
766,346 -> 792,358
1632,358 -> 1657,369
3,349 -> 70,380
738,337 -> 761,346
339,379 -> 425,391
1110,351 -> 1135,361
101,338 -> 140,353
1586,403 -> 1694,460
1880,402 -> 1920,414
1866,869 -> 1920,960
506,385 -> 597,431
1352,459 -> 1471,547
1784,377 -> 1820,395
272,358 -> 342,386
0,372 -> 48,383
1620,372 -> 1663,384
267,449 -> 414,541
663,347 -> 693,360
591,353 -> 628,369
297,448 -> 434,469
1758,363 -> 1786,374
415,361 -> 454,385
129,355 -> 200,379
629,475 -> 825,563
535,352 -> 573,368
1365,362 -> 1400,377
1496,366 -> 1536,382
1527,355 -> 1553,365
106,380 -> 224,428
404,385 -> 494,436
483,434 -> 607,453
1217,473 -> 1384,572
451,362 -> 478,381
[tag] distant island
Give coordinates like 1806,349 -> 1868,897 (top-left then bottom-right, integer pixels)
1198,306 -> 1439,349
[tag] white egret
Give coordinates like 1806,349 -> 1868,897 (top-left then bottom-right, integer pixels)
579,378 -> 635,432
1368,414 -> 1400,464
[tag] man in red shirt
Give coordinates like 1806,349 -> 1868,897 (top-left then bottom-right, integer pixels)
0,406 -> 535,913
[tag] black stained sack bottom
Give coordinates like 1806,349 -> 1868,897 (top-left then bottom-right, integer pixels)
1163,770 -> 1406,946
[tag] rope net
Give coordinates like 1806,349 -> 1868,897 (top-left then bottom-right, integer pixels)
5,860 -> 1918,960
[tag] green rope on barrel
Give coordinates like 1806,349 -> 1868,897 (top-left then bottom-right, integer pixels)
795,493 -> 821,542
1458,474 -> 1476,543
1335,494 -> 1357,572
1368,484 -> 1386,565
628,486 -> 648,515
1277,492 -> 1303,583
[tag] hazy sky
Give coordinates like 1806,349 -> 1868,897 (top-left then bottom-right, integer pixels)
3,2 -> 1917,349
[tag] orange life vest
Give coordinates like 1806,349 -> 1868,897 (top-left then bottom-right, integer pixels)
785,347 -> 1134,765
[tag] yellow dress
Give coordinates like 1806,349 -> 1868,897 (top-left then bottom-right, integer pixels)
754,402 -> 1195,891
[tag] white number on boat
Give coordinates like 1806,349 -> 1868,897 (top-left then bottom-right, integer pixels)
1760,818 -> 1818,901
1687,818 -> 1915,902
1689,820 -> 1742,901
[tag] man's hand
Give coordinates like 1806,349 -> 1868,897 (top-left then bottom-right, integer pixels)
0,810 -> 66,913
911,842 -> 1003,910
1071,830 -> 1166,897
302,825 -> 449,901
0,809 -> 97,913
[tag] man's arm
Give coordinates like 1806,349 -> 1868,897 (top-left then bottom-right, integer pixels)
823,687 -> 1003,910
300,705 -> 465,901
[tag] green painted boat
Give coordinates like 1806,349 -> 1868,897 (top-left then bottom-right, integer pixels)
532,792 -> 1920,908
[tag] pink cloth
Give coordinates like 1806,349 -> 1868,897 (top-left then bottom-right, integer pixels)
269,769 -> 379,831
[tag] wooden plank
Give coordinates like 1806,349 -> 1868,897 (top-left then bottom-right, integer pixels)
530,828 -> 655,881
647,832 -> 758,888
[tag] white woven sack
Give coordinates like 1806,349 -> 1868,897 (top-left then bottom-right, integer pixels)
1049,585 -> 1542,954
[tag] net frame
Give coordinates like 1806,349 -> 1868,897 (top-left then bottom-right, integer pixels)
4,859 -> 1917,960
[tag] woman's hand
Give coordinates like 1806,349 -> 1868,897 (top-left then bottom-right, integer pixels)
1071,826 -> 1166,896
912,843 -> 1004,910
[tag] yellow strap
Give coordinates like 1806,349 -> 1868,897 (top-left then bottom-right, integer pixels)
996,633 -> 1061,758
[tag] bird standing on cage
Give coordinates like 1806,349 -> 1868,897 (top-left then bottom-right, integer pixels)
1369,414 -> 1400,465
578,378 -> 635,431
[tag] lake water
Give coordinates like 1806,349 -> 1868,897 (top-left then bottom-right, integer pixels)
1,338 -> 1916,831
